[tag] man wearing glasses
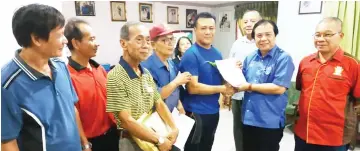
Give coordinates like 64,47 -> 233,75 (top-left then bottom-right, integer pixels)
106,22 -> 179,151
142,24 -> 190,115
294,17 -> 360,151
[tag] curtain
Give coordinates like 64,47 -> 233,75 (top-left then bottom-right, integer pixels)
323,1 -> 360,59
235,1 -> 279,37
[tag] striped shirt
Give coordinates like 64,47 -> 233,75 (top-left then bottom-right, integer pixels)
106,56 -> 161,129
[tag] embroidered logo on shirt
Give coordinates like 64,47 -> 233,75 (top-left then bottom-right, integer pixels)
265,67 -> 272,75
333,66 -> 343,76
206,61 -> 217,67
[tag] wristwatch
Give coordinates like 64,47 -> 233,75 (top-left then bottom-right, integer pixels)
81,142 -> 92,150
156,137 -> 165,146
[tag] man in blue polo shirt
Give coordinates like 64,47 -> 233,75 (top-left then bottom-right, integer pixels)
179,12 -> 234,151
234,20 -> 295,151
141,24 -> 191,114
1,4 -> 81,151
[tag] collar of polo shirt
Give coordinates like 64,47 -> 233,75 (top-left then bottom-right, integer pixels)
119,56 -> 147,79
13,49 -> 57,81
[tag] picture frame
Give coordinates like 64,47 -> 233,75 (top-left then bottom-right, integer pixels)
167,6 -> 179,24
298,1 -> 323,14
219,11 -> 231,32
186,9 -> 197,28
75,1 -> 96,16
139,3 -> 153,23
110,1 -> 126,21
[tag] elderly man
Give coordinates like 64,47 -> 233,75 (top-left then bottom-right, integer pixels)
228,10 -> 262,151
234,20 -> 295,151
106,21 -> 179,151
141,24 -> 190,114
294,17 -> 360,151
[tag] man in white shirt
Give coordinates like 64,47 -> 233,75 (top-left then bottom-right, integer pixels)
228,10 -> 262,151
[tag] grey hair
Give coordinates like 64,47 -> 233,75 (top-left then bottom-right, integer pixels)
120,21 -> 143,40
318,17 -> 343,31
243,10 -> 262,19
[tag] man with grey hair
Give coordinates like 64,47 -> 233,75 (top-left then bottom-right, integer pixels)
227,9 -> 262,151
106,21 -> 179,151
294,17 -> 360,151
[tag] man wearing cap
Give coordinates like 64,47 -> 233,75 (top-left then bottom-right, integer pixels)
142,24 -> 191,114
106,22 -> 179,151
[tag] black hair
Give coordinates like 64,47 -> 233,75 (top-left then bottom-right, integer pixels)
12,3 -> 65,47
174,36 -> 193,58
251,19 -> 279,39
64,18 -> 89,50
193,12 -> 216,28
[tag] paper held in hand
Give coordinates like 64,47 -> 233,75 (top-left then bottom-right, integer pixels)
215,58 -> 247,87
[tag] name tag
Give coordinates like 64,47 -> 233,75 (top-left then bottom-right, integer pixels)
146,86 -> 153,93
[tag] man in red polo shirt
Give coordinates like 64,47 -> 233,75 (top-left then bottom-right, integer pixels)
294,17 -> 360,151
64,18 -> 119,151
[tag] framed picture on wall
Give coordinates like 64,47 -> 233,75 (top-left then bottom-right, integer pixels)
139,3 -> 153,23
75,1 -> 95,16
167,6 -> 179,24
219,11 -> 231,32
186,9 -> 197,28
298,1 -> 323,14
110,1 -> 126,21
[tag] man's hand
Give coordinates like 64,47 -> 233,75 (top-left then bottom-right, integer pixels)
235,82 -> 251,92
236,60 -> 243,69
83,148 -> 92,151
167,128 -> 179,144
158,138 -> 172,151
222,82 -> 235,96
173,72 -> 192,86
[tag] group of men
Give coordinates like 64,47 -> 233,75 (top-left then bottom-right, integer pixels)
1,3 -> 359,151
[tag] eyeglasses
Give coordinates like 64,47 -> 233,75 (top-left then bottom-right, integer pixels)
313,32 -> 340,39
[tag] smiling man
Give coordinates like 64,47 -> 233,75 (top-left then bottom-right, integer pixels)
65,18 -> 119,151
234,19 -> 295,151
294,17 -> 360,151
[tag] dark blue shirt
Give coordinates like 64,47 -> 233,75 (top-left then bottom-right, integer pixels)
1,50 -> 81,151
141,53 -> 180,112
242,45 -> 295,128
179,43 -> 223,114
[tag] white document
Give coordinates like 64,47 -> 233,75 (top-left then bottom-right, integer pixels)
140,112 -> 172,137
215,58 -> 247,87
172,108 -> 195,150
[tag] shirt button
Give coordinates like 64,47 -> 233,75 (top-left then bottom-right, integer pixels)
246,110 -> 250,112
248,100 -> 251,102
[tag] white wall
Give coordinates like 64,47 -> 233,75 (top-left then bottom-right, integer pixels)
212,6 -> 236,59
276,1 -> 323,80
0,1 -> 63,67
61,1 -> 211,65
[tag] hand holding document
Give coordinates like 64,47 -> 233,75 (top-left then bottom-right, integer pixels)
215,58 -> 247,87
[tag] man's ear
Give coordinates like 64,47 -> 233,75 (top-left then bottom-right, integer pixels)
339,32 -> 345,39
30,33 -> 42,47
71,39 -> 80,50
120,39 -> 127,49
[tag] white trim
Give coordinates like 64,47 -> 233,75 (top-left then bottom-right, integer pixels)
13,58 -> 37,80
3,69 -> 22,89
21,108 -> 46,151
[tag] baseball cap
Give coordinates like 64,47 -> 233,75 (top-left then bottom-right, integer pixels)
149,24 -> 174,41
